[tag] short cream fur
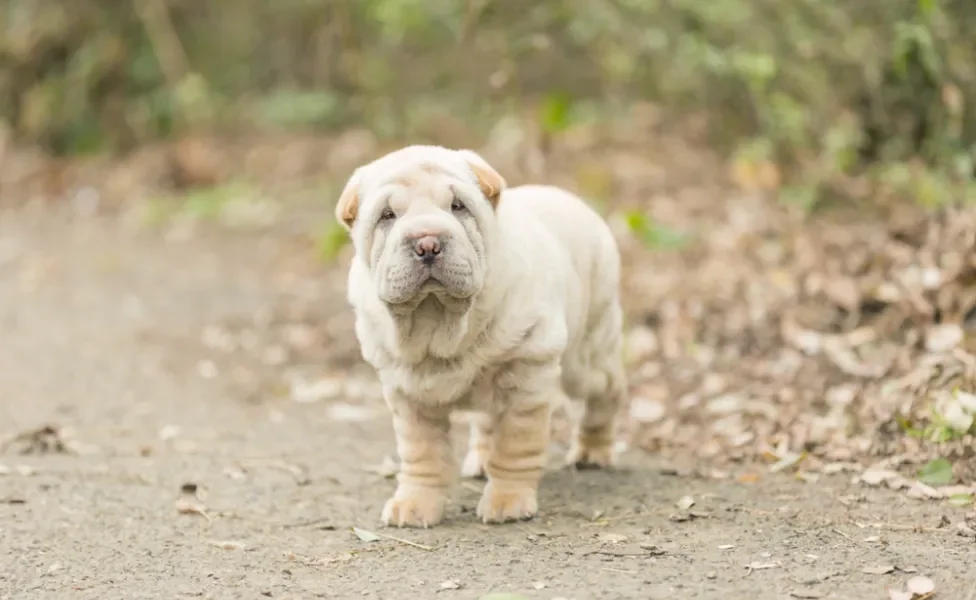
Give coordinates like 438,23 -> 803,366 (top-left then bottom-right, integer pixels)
336,145 -> 628,527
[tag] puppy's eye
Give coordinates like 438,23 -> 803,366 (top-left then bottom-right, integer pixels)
450,197 -> 465,212
379,207 -> 396,221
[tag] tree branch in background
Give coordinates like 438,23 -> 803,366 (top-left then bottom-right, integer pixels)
135,0 -> 190,88
135,0 -> 193,128
459,0 -> 488,46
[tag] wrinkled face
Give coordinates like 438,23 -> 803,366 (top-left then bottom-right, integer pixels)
341,147 -> 500,312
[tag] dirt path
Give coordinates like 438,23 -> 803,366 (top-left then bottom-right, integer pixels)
0,206 -> 971,600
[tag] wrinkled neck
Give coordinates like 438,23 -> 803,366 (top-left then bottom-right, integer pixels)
389,295 -> 473,362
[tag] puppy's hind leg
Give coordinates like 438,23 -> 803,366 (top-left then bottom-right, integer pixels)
461,412 -> 492,480
566,366 -> 626,469
566,307 -> 627,469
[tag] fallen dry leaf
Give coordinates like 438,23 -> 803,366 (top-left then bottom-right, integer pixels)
770,451 -> 807,473
862,565 -> 896,575
638,543 -> 666,556
796,471 -> 820,484
737,472 -> 761,484
955,521 -> 976,537
860,469 -> 901,486
158,424 -> 182,441
947,493 -> 973,507
352,527 -> 381,542
669,510 -> 710,523
239,458 -> 310,485
206,539 -> 245,550
327,402 -> 374,422
175,497 -> 212,525
223,465 -> 247,480
924,324 -> 963,352
955,391 -> 976,412
630,396 -> 666,423
350,527 -> 434,550
290,377 -> 343,404
907,482 -> 945,500
2,425 -> 69,455
905,576 -> 935,596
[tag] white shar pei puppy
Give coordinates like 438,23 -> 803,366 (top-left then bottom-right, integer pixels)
335,145 -> 627,528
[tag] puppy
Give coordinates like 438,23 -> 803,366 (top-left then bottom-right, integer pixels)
335,145 -> 627,527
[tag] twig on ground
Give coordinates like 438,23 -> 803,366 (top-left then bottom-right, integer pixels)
861,521 -> 955,534
583,550 -> 655,558
282,518 -> 336,530
582,508 -> 670,526
373,531 -> 435,551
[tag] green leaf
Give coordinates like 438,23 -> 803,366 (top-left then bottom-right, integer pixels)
947,493 -> 974,507
779,184 -> 820,214
643,224 -> 691,250
624,210 -> 649,232
317,220 -> 351,262
539,92 -> 574,135
352,527 -> 381,542
927,424 -> 956,443
732,51 -> 777,87
895,414 -> 922,437
259,89 -> 339,129
623,210 -> 690,250
918,458 -> 953,486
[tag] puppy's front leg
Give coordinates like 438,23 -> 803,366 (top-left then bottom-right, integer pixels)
477,363 -> 556,524
382,399 -> 454,528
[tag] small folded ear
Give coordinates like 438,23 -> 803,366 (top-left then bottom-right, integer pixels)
457,149 -> 506,207
334,170 -> 361,230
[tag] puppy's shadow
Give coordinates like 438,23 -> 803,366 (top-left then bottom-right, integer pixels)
538,461 -> 646,516
457,456 -> 646,524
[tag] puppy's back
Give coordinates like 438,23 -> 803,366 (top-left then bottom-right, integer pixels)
498,184 -> 621,292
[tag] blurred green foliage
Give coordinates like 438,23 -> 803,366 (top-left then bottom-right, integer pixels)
3,0 -> 976,197
624,211 -> 691,250
316,218 -> 352,262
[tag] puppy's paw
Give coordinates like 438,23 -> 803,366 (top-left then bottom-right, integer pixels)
566,442 -> 616,470
477,482 -> 538,524
381,485 -> 446,528
460,450 -> 487,480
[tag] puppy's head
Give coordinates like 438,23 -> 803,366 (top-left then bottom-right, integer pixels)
335,145 -> 506,311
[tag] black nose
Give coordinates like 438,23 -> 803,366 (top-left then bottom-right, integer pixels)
413,235 -> 442,265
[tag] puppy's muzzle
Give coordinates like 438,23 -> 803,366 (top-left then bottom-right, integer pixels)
412,235 -> 442,266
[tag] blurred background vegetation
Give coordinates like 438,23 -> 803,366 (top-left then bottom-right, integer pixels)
2,0 -> 976,206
